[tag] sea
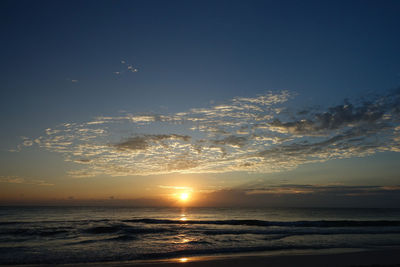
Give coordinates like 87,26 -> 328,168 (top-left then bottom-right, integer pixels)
1,206 -> 400,265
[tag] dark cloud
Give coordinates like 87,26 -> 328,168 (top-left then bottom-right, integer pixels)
115,134 -> 191,151
75,158 -> 92,163
194,184 -> 400,208
257,125 -> 389,160
114,136 -> 149,151
269,89 -> 400,135
166,157 -> 199,171
212,135 -> 247,148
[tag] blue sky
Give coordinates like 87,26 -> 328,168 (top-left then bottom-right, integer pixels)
1,0 -> 400,206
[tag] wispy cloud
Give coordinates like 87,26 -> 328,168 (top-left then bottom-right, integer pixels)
0,176 -> 54,186
244,184 -> 400,196
16,88 -> 400,177
158,185 -> 193,191
66,78 -> 79,83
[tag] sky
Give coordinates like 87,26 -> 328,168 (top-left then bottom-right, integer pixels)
1,0 -> 400,207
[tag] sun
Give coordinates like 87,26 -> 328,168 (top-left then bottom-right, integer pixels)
179,192 -> 190,201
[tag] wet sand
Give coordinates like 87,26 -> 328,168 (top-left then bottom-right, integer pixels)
17,248 -> 399,267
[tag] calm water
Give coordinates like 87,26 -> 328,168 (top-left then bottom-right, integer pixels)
1,206 -> 400,264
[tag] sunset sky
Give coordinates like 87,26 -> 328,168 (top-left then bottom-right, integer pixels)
1,0 -> 400,207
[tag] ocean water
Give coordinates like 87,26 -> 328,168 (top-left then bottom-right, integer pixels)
1,206 -> 400,264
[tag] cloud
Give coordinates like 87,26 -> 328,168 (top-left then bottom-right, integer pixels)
115,134 -> 191,151
243,184 -> 400,196
193,184 -> 400,207
115,136 -> 150,151
268,97 -> 394,135
66,78 -> 79,83
16,88 -> 400,177
212,135 -> 247,148
114,59 -> 139,76
0,176 -> 54,186
158,185 -> 193,191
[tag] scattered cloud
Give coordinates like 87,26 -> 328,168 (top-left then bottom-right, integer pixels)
16,88 -> 400,177
114,59 -> 139,76
0,176 -> 54,186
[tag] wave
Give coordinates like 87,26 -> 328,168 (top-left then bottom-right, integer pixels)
83,225 -> 122,234
3,219 -> 400,240
0,221 -> 27,225
4,225 -> 400,242
199,228 -> 400,236
109,234 -> 137,241
0,218 -> 111,225
83,223 -> 170,235
0,227 -> 69,237
123,218 -> 400,227
70,234 -> 138,245
4,218 -> 400,228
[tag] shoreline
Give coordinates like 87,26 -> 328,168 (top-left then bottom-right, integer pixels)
13,247 -> 400,267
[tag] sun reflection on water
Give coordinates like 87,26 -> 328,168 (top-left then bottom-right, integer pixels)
179,257 -> 188,262
180,213 -> 187,221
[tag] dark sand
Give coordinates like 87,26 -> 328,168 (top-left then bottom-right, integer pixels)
13,248 -> 400,267
102,249 -> 400,267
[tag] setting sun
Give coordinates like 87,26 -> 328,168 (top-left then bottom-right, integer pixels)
180,192 -> 190,201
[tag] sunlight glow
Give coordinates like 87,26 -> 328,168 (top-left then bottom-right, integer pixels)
180,192 -> 189,201
179,258 -> 188,263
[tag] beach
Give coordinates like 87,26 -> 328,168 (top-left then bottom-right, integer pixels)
14,248 -> 400,267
